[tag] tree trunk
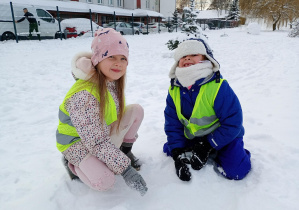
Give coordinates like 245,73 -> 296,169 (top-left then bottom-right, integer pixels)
273,23 -> 276,31
272,13 -> 281,31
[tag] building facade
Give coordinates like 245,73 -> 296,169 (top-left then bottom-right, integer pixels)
44,0 -> 176,25
56,0 -> 159,11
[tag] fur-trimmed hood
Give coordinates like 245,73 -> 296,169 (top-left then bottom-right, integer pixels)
71,51 -> 95,80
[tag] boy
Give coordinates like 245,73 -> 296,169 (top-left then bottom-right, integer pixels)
163,39 -> 251,181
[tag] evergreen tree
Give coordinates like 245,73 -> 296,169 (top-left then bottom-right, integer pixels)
166,0 -> 208,51
226,0 -> 240,21
181,0 -> 201,35
172,9 -> 179,32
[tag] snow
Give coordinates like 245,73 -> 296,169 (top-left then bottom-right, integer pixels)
1,28 -> 299,210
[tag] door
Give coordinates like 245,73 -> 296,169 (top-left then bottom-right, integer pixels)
35,8 -> 58,37
137,0 -> 141,9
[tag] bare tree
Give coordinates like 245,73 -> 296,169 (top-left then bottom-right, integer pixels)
197,0 -> 210,10
208,0 -> 232,10
177,0 -> 190,12
240,0 -> 299,31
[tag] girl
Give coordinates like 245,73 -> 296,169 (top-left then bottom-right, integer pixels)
56,28 -> 147,196
163,38 -> 251,181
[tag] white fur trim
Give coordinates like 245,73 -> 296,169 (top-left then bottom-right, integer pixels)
71,52 -> 93,80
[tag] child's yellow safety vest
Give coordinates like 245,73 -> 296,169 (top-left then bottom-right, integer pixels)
168,79 -> 225,139
56,79 -> 117,152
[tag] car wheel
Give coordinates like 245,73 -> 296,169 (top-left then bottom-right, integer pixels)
120,31 -> 124,35
135,31 -> 139,35
1,32 -> 15,41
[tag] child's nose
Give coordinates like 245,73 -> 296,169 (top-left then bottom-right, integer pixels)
115,60 -> 122,66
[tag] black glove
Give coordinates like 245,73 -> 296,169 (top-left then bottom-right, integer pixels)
172,148 -> 192,181
190,138 -> 213,170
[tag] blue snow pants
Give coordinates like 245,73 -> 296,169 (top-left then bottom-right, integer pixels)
163,137 -> 251,180
214,137 -> 251,180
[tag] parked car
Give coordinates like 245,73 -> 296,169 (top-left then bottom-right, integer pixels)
60,18 -> 102,38
144,22 -> 173,34
104,22 -> 139,35
132,22 -> 146,34
0,3 -> 60,41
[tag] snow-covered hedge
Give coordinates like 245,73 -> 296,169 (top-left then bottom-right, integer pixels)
288,21 -> 299,38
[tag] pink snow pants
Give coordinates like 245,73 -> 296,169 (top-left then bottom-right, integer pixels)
68,104 -> 144,191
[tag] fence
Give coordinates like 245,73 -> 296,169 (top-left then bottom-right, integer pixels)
0,2 -> 174,43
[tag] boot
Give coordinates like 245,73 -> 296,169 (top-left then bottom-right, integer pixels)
120,143 -> 141,171
62,156 -> 80,180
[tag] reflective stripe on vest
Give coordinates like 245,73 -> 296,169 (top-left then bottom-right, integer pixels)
56,79 -> 118,152
169,79 -> 224,139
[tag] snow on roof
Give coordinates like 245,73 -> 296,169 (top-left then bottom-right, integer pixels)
196,10 -> 228,19
1,0 -> 164,17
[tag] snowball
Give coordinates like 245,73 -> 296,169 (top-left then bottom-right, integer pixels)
247,22 -> 261,35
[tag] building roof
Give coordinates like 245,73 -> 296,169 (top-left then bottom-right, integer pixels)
1,0 -> 164,17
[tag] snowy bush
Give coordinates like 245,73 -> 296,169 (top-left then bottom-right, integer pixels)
165,32 -> 208,51
166,39 -> 180,51
288,21 -> 299,38
247,22 -> 261,35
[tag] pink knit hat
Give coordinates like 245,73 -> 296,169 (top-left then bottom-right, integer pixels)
91,28 -> 129,66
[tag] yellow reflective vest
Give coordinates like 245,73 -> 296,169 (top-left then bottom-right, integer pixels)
56,79 -> 117,152
169,79 -> 225,139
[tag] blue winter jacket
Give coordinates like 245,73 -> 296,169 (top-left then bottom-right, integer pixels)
163,72 -> 244,156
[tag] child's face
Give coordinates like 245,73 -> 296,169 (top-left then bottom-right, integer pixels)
97,55 -> 128,81
178,54 -> 205,68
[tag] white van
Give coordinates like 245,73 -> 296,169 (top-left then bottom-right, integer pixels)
0,3 -> 60,41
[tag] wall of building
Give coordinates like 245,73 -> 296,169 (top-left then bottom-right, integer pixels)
160,0 -> 175,19
123,0 -> 135,9
77,0 -> 124,7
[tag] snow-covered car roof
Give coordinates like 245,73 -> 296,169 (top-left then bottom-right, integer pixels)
60,18 -> 102,33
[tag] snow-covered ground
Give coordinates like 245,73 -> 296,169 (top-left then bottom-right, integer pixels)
1,27 -> 299,210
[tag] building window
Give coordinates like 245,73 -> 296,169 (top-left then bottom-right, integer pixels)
98,0 -> 103,4
109,0 -> 113,6
86,0 -> 92,3
146,0 -> 150,9
117,0 -> 122,7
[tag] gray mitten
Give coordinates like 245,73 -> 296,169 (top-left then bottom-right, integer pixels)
121,165 -> 148,196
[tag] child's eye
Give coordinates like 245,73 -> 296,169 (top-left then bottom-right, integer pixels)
108,56 -> 114,59
121,57 -> 127,61
191,54 -> 198,57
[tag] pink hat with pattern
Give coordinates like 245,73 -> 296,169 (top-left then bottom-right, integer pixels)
91,28 -> 129,66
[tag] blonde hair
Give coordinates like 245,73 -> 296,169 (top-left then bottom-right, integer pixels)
88,67 -> 125,132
